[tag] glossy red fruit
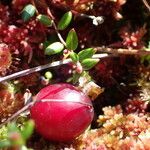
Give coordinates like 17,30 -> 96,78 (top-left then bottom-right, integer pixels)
30,83 -> 94,142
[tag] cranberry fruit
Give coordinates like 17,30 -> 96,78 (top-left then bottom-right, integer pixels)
30,83 -> 94,142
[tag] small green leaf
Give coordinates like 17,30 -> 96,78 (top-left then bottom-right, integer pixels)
21,120 -> 34,141
66,29 -> 78,50
37,14 -> 52,26
78,48 -> 96,61
22,4 -> 36,22
70,52 -> 79,63
81,58 -> 99,70
58,11 -> 72,30
45,42 -> 64,55
0,140 -> 11,148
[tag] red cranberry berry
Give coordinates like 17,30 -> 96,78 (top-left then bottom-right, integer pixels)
30,83 -> 94,142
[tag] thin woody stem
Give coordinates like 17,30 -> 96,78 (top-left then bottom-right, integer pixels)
0,59 -> 72,83
94,47 -> 150,55
52,20 -> 67,46
1,46 -> 150,83
0,54 -> 109,83
46,7 -> 66,46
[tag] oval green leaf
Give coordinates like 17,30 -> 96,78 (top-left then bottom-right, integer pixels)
45,42 -> 64,55
66,29 -> 78,50
78,48 -> 96,61
37,14 -> 52,26
22,4 -> 36,22
81,58 -> 99,70
69,52 -> 79,63
58,11 -> 72,30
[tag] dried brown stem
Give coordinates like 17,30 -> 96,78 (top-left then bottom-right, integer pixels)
46,7 -> 67,46
95,47 -> 150,55
0,46 -> 150,83
0,54 -> 108,83
0,59 -> 72,83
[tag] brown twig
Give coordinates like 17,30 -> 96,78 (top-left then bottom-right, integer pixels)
0,54 -> 109,83
95,47 -> 150,55
46,7 -> 66,46
1,46 -> 150,83
0,59 -> 72,83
